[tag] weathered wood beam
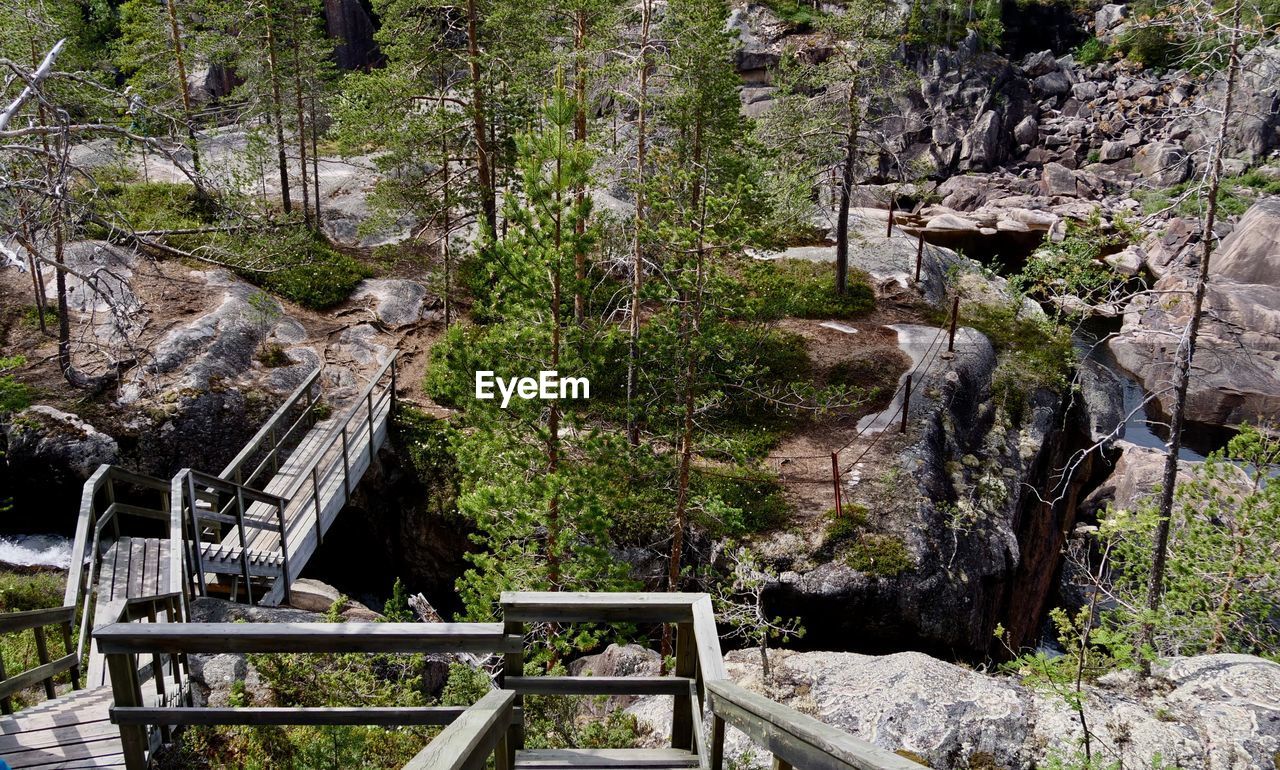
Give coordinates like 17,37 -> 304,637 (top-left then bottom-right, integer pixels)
93,622 -> 520,655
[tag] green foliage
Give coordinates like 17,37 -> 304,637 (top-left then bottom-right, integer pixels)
21,306 -> 57,329
382,578 -> 415,622
1074,37 -> 1112,65
0,570 -> 71,711
1134,178 -> 1254,218
691,468 -> 791,534
252,230 -> 372,310
392,407 -> 460,518
89,179 -> 215,232
1237,168 -> 1280,195
1099,424 -> 1280,660
255,343 -> 290,368
841,533 -> 913,577
760,0 -> 824,29
0,570 -> 64,612
0,355 -> 34,414
1115,23 -> 1177,69
823,503 -> 870,546
1013,213 -> 1132,318
731,259 -> 876,322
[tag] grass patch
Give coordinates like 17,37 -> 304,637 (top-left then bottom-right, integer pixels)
824,503 -> 870,546
841,533 -> 913,577
828,349 -> 910,413
85,180 -> 370,310
732,259 -> 875,322
760,0 -> 824,29
0,570 -> 72,711
1237,167 -> 1280,195
1133,178 -> 1256,218
255,343 -> 291,368
1074,36 -> 1111,65
693,467 -> 791,534
21,306 -> 58,329
0,355 -> 34,414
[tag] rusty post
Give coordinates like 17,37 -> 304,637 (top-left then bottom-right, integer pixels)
948,296 -> 960,353
831,452 -> 842,514
914,233 -> 925,283
900,375 -> 912,434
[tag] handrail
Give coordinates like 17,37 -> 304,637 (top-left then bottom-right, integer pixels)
401,689 -> 515,770
706,680 -> 927,770
281,352 -> 397,502
220,367 -> 322,487
0,605 -> 80,714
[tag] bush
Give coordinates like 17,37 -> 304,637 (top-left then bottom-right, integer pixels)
824,503 -> 870,546
1115,24 -> 1178,69
0,570 -> 64,612
761,0 -> 823,29
1075,36 -> 1111,65
21,306 -> 57,329
251,231 -> 372,310
1237,168 -> 1280,195
692,467 -> 791,534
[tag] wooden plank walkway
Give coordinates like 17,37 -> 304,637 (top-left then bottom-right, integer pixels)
514,749 -> 701,768
0,687 -> 124,769
86,538 -> 171,690
200,391 -> 392,604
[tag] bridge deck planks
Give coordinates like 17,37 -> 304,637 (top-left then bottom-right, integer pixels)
0,687 -> 123,769
86,538 -> 171,690
513,749 -> 701,769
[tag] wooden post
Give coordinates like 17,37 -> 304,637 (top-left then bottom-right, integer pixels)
772,757 -> 794,770
710,714 -> 725,770
900,375 -> 912,435
948,296 -> 960,353
234,486 -> 253,605
501,615 -> 525,762
187,473 -> 207,596
366,390 -> 376,466
886,197 -> 895,238
311,465 -> 323,545
671,622 -> 696,750
0,645 -> 10,714
33,624 -> 56,700
830,452 -> 843,514
62,618 -> 80,690
276,500 -> 291,595
390,358 -> 398,419
341,426 -> 352,497
106,652 -> 149,770
914,233 -> 924,283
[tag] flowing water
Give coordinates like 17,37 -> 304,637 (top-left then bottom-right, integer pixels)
0,534 -> 75,570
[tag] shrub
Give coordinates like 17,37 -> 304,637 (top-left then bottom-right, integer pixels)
761,0 -> 823,29
0,570 -> 64,612
21,306 -> 57,329
1237,168 -> 1280,195
693,467 -> 791,534
1116,24 -> 1178,69
251,231 -> 371,310
255,343 -> 290,368
1075,36 -> 1111,65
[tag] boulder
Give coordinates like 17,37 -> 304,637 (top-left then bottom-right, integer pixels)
1134,141 -> 1190,185
1081,440 -> 1198,516
350,279 -> 437,328
1013,115 -> 1038,146
1095,3 -> 1128,36
628,649 -> 1280,770
1022,50 -> 1059,77
2,407 -> 119,513
1033,70 -> 1073,97
1098,139 -> 1128,161
1211,198 -> 1280,285
1040,162 -> 1079,197
288,578 -> 344,612
961,110 -> 1004,169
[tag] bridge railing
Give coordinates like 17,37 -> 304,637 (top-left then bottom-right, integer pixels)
92,619 -> 518,770
64,464 -> 176,672
219,367 -> 324,490
172,468 -> 290,605
0,605 -> 80,714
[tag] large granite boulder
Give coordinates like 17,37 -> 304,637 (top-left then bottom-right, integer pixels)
628,649 -> 1280,770
1110,200 -> 1280,427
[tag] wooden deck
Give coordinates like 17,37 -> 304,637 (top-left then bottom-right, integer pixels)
0,687 -> 124,769
513,749 -> 701,768
86,538 -> 171,689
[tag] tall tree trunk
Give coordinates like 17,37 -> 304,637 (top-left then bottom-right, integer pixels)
1139,0 -> 1244,676
572,9 -> 588,325
265,7 -> 292,215
834,79 -> 861,296
164,0 -> 201,174
440,73 -> 453,327
547,149 -> 565,591
626,0 -> 652,447
465,0 -> 496,239
292,38 -> 311,228
311,95 -> 321,225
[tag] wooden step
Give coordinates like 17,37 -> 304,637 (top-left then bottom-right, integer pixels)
514,748 -> 700,769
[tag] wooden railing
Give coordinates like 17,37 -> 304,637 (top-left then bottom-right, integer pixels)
93,619 -> 518,769
173,468 -> 291,604
64,464 -> 176,670
400,689 -> 516,770
219,367 -> 323,489
0,605 -> 80,714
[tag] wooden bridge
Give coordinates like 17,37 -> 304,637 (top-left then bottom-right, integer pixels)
0,354 -> 922,770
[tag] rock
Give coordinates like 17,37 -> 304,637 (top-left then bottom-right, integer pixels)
1076,358 -> 1126,446
961,110 -> 1004,169
1071,81 -> 1100,101
1134,141 -> 1190,185
1095,3 -> 1128,36
1022,50 -> 1059,77
1082,440 -> 1198,515
1098,139 -> 1128,161
572,643 -> 662,712
1212,198 -> 1280,285
350,279 -> 436,328
288,578 -> 344,613
2,406 -> 119,528
189,653 -> 256,708
1033,70 -> 1072,97
1040,162 -> 1079,197
1103,245 -> 1143,276
629,649 -> 1280,770
1013,115 -> 1038,146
